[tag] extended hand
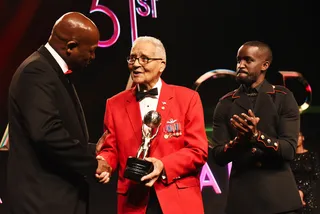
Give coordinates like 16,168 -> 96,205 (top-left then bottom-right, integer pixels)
141,157 -> 164,187
95,155 -> 112,184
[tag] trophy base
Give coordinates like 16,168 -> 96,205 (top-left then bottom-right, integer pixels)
124,157 -> 154,183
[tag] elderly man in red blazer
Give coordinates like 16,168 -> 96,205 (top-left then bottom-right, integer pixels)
98,36 -> 208,214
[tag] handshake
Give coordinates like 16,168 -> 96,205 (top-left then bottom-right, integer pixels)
94,130 -> 112,184
95,155 -> 112,184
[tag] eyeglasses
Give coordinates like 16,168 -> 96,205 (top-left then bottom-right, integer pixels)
127,56 -> 163,65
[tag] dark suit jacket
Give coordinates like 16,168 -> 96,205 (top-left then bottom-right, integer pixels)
7,46 -> 97,214
211,80 -> 302,214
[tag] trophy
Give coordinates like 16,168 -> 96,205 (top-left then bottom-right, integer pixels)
124,110 -> 161,182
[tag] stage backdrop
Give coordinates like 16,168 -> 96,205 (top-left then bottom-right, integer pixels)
1,0 -> 319,213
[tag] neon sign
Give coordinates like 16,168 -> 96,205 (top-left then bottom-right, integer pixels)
130,0 -> 158,43
89,0 -> 120,47
90,0 -> 158,47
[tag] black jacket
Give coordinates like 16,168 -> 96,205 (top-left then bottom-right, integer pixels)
7,46 -> 97,214
211,80 -> 302,214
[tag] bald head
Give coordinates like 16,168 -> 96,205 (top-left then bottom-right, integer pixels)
48,12 -> 100,70
50,12 -> 98,44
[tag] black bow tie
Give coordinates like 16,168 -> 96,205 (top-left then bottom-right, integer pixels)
136,88 -> 158,101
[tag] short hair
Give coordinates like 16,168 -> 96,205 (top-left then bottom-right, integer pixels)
243,41 -> 273,63
132,36 -> 166,61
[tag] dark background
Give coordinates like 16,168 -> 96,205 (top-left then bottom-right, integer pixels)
0,0 -> 318,213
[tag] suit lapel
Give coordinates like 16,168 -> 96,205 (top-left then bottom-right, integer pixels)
231,81 -> 276,114
38,46 -> 89,141
157,81 -> 173,123
254,81 -> 276,116
150,81 -> 174,153
125,87 -> 143,143
38,46 -> 74,100
232,85 -> 252,111
125,82 -> 174,154
68,82 -> 90,141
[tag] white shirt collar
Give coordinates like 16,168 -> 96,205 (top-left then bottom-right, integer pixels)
138,78 -> 162,119
137,78 -> 162,99
44,42 -> 69,74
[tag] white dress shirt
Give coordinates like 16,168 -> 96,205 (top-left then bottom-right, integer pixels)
45,42 -> 69,74
138,78 -> 162,134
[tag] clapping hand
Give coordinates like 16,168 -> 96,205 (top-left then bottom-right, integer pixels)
230,109 -> 260,140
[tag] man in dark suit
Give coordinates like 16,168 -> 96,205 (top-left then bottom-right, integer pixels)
97,36 -> 208,214
211,41 -> 303,214
7,12 -> 111,214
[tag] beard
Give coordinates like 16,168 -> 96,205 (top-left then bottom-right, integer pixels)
236,75 -> 255,86
235,71 -> 257,86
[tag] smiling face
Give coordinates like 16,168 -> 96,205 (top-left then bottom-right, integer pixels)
128,39 -> 166,90
236,44 -> 271,88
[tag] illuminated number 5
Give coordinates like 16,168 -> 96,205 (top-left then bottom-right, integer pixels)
90,0 -> 120,47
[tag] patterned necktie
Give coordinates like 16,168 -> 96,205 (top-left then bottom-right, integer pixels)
136,88 -> 158,101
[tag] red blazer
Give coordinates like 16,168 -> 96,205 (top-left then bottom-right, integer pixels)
99,80 -> 208,214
